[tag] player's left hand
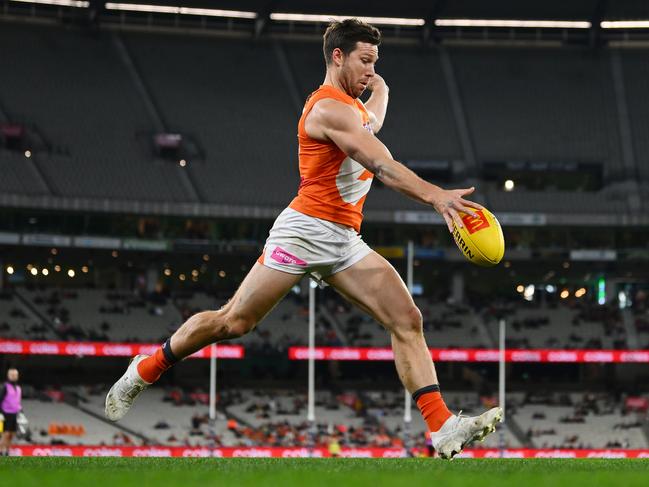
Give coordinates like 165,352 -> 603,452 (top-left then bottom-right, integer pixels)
366,74 -> 388,93
431,187 -> 484,233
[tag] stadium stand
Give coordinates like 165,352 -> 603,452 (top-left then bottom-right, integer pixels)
631,293 -> 649,348
7,287 -> 334,347
512,392 -> 649,449
75,386 -> 409,448
3,287 -> 629,350
335,298 -> 488,348
13,385 -> 647,449
6,383 -> 128,446
0,23 -> 190,202
176,291 -> 339,351
330,295 -> 626,350
1,21 -> 645,214
124,32 -> 300,207
0,151 -> 49,196
621,50 -> 649,182
18,287 -> 183,342
80,387 -> 237,447
20,398 -> 126,446
451,47 -> 622,173
483,300 -> 627,350
373,46 -> 463,163
0,290 -> 55,340
228,390 -> 520,447
29,385 -> 518,449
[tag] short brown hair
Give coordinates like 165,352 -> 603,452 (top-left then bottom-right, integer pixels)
323,19 -> 381,65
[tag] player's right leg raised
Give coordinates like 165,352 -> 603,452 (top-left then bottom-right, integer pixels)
105,263 -> 301,421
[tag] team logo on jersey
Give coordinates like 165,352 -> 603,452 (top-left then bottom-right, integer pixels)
336,157 -> 373,205
461,210 -> 490,234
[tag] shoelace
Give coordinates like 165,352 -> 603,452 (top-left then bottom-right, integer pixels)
448,410 -> 466,429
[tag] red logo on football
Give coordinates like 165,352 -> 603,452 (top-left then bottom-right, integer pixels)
461,210 -> 491,234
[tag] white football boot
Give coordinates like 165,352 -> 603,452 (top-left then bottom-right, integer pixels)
105,355 -> 151,421
431,407 -> 503,460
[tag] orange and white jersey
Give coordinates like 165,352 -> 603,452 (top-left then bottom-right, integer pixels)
288,85 -> 374,233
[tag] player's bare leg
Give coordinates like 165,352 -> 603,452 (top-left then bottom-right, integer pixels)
168,263 -> 302,358
326,251 -> 502,459
105,263 -> 302,421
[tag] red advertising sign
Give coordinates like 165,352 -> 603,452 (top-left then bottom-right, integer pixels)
288,347 -> 649,363
625,396 -> 649,412
0,340 -> 244,359
4,340 -> 649,364
8,446 -> 649,458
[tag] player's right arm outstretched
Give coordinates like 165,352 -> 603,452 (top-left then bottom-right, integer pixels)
305,98 -> 482,233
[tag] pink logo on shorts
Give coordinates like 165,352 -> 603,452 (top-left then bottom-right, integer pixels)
270,247 -> 307,266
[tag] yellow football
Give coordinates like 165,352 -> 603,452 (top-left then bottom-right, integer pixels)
451,208 -> 505,267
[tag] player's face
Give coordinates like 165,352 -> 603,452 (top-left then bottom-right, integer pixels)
340,42 -> 379,98
7,369 -> 18,382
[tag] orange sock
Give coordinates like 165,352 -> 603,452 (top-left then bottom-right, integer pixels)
414,385 -> 453,432
137,341 -> 176,383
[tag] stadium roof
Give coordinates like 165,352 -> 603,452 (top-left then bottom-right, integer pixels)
97,0 -> 649,22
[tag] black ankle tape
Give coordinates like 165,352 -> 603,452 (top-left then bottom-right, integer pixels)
162,338 -> 179,364
412,384 -> 441,402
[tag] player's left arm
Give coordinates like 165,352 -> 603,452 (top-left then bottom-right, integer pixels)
363,74 -> 389,134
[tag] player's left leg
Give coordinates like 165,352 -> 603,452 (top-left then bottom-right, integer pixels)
325,251 -> 502,459
105,262 -> 303,421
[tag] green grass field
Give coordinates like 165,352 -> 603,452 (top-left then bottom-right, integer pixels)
2,457 -> 649,487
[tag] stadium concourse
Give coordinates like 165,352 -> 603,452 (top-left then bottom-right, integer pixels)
1,0 -> 649,464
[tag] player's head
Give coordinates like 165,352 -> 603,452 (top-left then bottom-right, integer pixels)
323,18 -> 381,98
7,368 -> 18,383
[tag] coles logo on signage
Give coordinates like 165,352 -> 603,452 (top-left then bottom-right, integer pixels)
0,341 -> 23,353
29,343 -> 60,354
132,448 -> 172,457
583,351 -> 614,362
101,345 -> 134,356
474,350 -> 500,362
547,351 -> 578,362
232,448 -> 273,458
82,448 -> 123,457
437,350 -> 469,361
329,349 -> 361,360
366,349 -> 393,361
65,344 -> 97,356
511,350 -> 542,362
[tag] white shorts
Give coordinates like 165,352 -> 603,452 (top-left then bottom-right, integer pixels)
258,207 -> 372,281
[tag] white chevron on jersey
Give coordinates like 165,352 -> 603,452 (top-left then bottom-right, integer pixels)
336,156 -> 373,205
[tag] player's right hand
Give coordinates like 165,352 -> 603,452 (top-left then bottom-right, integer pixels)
431,186 -> 484,233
